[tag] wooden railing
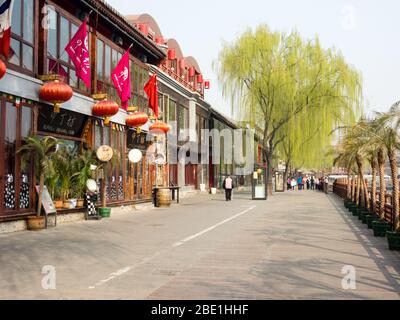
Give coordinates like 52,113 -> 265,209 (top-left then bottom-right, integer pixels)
333,180 -> 394,228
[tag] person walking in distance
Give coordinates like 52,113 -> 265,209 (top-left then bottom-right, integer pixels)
223,175 -> 234,201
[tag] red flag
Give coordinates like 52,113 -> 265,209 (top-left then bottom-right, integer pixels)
65,20 -> 91,89
144,74 -> 158,118
112,50 -> 131,110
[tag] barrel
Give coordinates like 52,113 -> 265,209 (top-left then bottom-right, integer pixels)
157,189 -> 171,208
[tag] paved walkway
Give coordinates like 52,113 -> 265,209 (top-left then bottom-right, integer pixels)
0,190 -> 399,299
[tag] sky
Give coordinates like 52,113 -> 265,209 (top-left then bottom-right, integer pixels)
107,0 -> 400,119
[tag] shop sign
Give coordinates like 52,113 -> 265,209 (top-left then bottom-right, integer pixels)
127,130 -> 152,150
96,145 -> 114,162
38,104 -> 88,137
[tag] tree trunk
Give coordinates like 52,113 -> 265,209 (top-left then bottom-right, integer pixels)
371,159 -> 377,214
378,148 -> 387,219
351,175 -> 356,202
356,175 -> 361,206
356,154 -> 367,207
363,178 -> 370,210
388,148 -> 399,231
37,173 -> 45,217
265,150 -> 273,198
346,168 -> 352,200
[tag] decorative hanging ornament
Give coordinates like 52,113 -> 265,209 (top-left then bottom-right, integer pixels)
39,80 -> 73,113
0,59 -> 6,80
92,99 -> 119,125
149,121 -> 170,134
126,112 -> 149,133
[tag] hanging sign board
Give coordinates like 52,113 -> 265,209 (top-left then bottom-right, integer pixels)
96,145 -> 113,162
38,104 -> 88,137
35,185 -> 56,214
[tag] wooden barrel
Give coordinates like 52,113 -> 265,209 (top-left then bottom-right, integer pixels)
157,189 -> 171,208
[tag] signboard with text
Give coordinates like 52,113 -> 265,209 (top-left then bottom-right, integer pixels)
38,104 -> 88,137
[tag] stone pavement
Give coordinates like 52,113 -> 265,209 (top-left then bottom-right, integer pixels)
0,190 -> 399,300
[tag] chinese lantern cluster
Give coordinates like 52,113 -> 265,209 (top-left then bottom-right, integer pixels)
92,99 -> 119,125
126,111 -> 149,132
149,121 -> 170,134
39,80 -> 73,113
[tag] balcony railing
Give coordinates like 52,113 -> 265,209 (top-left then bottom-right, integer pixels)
159,64 -> 203,96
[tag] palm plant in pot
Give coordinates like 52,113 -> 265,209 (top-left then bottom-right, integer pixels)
18,135 -> 58,230
72,149 -> 99,208
54,146 -> 77,209
376,103 -> 400,249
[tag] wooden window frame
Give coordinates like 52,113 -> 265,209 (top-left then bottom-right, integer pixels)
8,0 -> 38,76
0,97 -> 35,218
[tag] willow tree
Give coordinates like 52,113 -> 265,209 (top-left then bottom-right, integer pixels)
215,25 -> 362,197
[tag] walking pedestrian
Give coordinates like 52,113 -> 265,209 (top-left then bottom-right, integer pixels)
291,178 -> 296,191
306,177 -> 310,190
287,177 -> 291,191
297,176 -> 303,191
223,175 -> 234,201
311,176 -> 315,190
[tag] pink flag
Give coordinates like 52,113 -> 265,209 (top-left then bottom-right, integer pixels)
112,50 -> 131,110
65,20 -> 91,89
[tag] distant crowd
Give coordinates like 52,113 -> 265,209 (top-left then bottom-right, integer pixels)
287,176 -> 327,191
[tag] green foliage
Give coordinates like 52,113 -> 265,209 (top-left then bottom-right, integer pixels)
215,25 -> 363,173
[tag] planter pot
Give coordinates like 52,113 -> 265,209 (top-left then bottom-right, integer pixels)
200,184 -> 206,192
366,215 -> 379,229
360,212 -> 369,224
77,199 -> 85,208
352,208 -> 360,217
358,210 -> 369,222
63,199 -> 77,209
99,207 -> 111,218
55,200 -> 63,209
211,188 -> 217,195
372,221 -> 391,237
27,216 -> 45,231
387,232 -> 400,251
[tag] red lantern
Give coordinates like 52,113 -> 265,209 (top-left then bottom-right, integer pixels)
39,80 -> 73,113
179,59 -> 186,70
0,59 -> 6,80
155,37 -> 165,44
126,112 -> 149,128
197,74 -> 203,83
204,81 -> 210,89
188,66 -> 195,77
167,49 -> 176,60
92,99 -> 119,125
150,122 -> 170,134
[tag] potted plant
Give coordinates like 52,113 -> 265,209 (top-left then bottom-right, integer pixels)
366,214 -> 379,229
54,146 -> 77,209
372,220 -> 391,237
72,149 -> 98,208
45,160 -> 62,209
387,231 -> 400,251
18,136 -> 59,230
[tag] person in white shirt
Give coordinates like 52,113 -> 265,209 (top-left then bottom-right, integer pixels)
223,176 -> 234,201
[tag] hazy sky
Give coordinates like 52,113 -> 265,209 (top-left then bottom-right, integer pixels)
107,0 -> 400,118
